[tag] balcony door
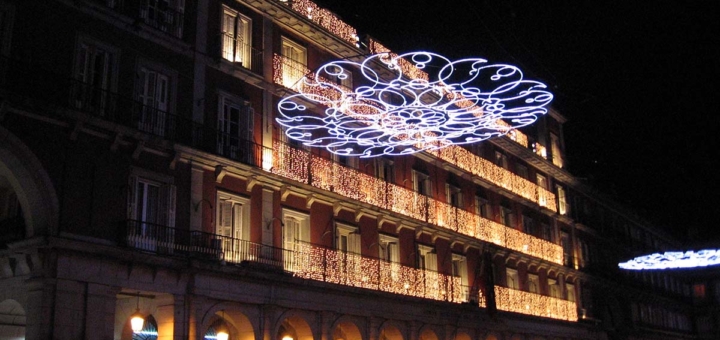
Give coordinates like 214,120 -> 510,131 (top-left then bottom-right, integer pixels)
282,209 -> 310,272
137,67 -> 169,136
216,192 -> 250,262
280,37 -> 307,89
217,94 -> 253,164
72,38 -> 117,116
127,173 -> 175,252
335,223 -> 360,281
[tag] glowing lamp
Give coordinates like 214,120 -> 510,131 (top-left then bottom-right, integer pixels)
619,249 -> 720,270
130,309 -> 144,333
282,336 -> 294,340
277,51 -> 553,158
217,325 -> 229,340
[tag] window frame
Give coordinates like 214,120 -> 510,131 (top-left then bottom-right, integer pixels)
506,268 -> 519,290
221,5 -> 253,68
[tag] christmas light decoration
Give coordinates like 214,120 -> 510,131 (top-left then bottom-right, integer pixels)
288,243 -> 466,303
495,286 -> 578,321
618,249 -> 720,270
276,51 -> 553,158
271,142 -> 564,264
286,0 -> 359,45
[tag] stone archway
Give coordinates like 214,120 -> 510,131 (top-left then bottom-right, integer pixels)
277,313 -> 314,340
331,317 -> 363,340
378,322 -> 403,340
0,299 -> 25,340
0,125 -> 58,238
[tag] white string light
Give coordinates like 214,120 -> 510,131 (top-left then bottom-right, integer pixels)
277,51 -> 553,157
619,249 -> 720,270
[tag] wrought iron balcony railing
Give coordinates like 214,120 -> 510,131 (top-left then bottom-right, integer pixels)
90,0 -> 184,38
221,33 -> 264,74
271,141 -> 564,265
121,220 -> 477,304
494,286 -> 578,321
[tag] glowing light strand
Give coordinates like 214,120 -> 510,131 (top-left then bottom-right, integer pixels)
495,286 -> 578,321
286,0 -> 359,45
271,142 -> 563,264
619,249 -> 720,270
290,243 -> 468,303
277,51 -> 553,158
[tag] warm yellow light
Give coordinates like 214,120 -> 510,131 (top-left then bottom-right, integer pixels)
130,309 -> 144,333
217,330 -> 229,340
494,286 -> 577,321
282,336 -> 294,340
271,142 -> 565,265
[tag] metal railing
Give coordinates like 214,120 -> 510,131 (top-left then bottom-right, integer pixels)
139,0 -> 184,37
221,33 -> 264,74
121,220 -> 476,304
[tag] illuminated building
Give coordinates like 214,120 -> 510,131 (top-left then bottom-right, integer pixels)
0,0 -> 699,339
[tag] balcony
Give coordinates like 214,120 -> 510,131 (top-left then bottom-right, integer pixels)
221,34 -> 264,75
271,142 -> 564,265
280,0 -> 358,46
91,0 -> 184,38
121,220 -> 475,304
494,286 -> 578,321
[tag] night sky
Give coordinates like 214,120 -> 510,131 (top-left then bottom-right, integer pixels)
316,0 -> 720,245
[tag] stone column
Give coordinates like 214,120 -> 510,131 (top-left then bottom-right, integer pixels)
83,283 -> 117,340
24,278 -> 56,340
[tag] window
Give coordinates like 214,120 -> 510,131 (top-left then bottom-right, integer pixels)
141,0 -> 185,37
522,215 -> 535,235
336,223 -> 361,278
475,196 -> 491,219
446,183 -> 462,208
528,274 -> 540,293
536,174 -> 547,190
136,63 -> 175,137
506,268 -> 519,289
516,164 -> 528,179
452,254 -> 468,301
557,185 -> 568,215
541,223 -> 554,242
560,231 -> 573,267
566,283 -> 576,302
548,279 -> 560,298
494,151 -> 508,169
216,192 -> 250,262
222,6 -> 252,68
378,234 -> 399,263
71,37 -> 118,115
375,158 -> 394,183
550,133 -> 564,168
332,152 -> 358,169
282,209 -> 310,271
412,170 -> 432,197
217,92 -> 254,164
335,223 -> 360,254
500,204 -> 514,228
127,169 -> 176,252
280,37 -> 307,88
0,1 -> 14,57
327,64 -> 353,89
417,244 -> 437,271
379,234 -> 399,280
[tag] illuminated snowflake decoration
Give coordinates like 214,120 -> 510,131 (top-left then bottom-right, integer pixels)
277,51 -> 553,157
618,249 -> 720,270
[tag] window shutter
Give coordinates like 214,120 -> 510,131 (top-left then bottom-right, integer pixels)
300,218 -> 310,243
243,105 -> 254,142
425,252 -> 437,271
158,184 -> 169,226
389,243 -> 399,264
348,232 -> 360,255
127,175 -> 137,220
233,203 -> 243,240
166,184 -> 176,228
219,200 -> 233,236
283,217 -> 297,250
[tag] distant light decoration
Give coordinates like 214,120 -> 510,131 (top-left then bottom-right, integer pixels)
277,51 -> 553,157
619,249 -> 720,270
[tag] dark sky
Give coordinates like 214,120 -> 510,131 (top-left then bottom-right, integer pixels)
316,0 -> 720,244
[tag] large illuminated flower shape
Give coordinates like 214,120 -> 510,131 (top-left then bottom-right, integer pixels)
619,249 -> 720,270
277,51 -> 553,157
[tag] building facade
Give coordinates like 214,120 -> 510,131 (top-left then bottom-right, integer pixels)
0,0 -> 698,339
